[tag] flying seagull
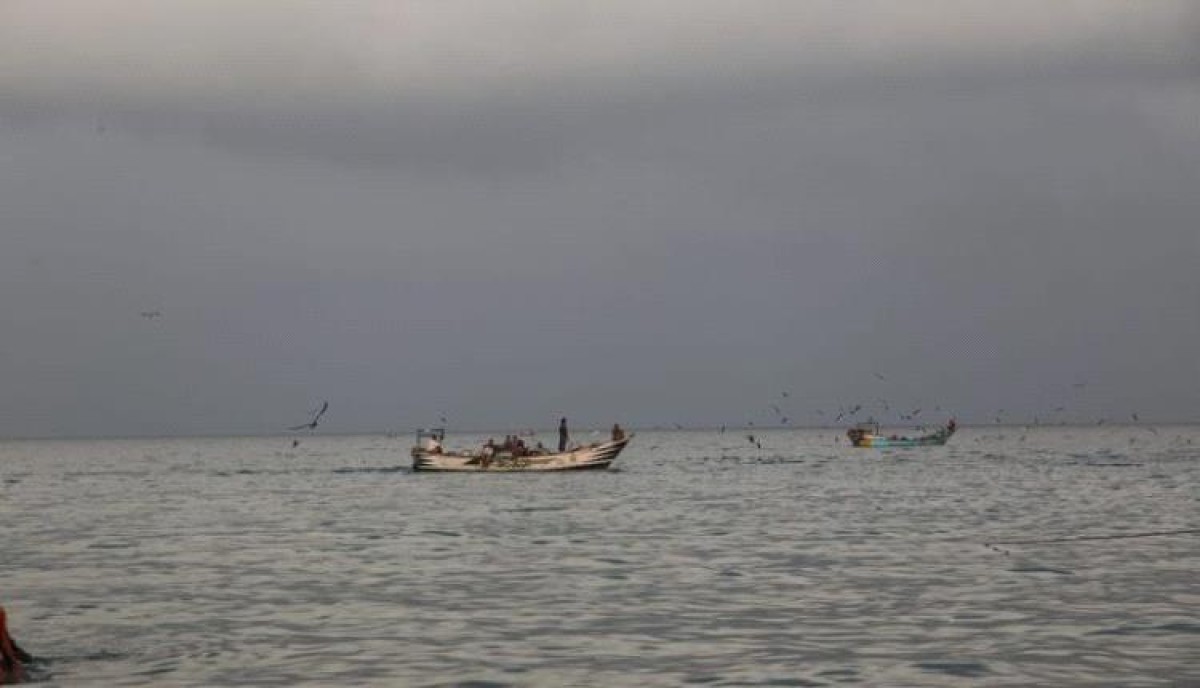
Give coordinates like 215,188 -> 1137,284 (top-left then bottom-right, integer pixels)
139,311 -> 162,319
289,401 -> 329,431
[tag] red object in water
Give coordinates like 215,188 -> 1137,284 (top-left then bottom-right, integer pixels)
0,606 -> 26,685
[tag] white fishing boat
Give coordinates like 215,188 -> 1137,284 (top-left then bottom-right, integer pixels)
410,428 -> 632,472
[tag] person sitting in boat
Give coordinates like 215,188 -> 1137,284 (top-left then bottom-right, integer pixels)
0,606 -> 33,685
947,418 -> 957,433
611,423 -> 625,442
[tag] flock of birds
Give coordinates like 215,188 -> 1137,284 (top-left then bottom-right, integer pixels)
138,310 -> 1163,448
696,375 -> 1162,452
280,379 -> 1160,452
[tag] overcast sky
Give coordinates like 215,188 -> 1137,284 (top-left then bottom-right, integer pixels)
2,1 -> 1198,437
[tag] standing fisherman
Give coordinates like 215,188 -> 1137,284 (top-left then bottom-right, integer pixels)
558,417 -> 569,452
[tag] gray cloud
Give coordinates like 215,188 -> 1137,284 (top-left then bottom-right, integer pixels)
1,2 -> 1198,437
3,1 -> 1196,110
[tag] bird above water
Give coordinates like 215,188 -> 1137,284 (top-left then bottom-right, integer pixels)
289,401 -> 329,431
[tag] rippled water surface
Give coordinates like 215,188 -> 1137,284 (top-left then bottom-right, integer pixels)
3,426 -> 1198,686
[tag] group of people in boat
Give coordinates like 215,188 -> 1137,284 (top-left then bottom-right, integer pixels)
420,417 -> 627,461
476,421 -> 625,459
481,434 -> 546,459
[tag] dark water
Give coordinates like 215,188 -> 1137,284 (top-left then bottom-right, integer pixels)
2,426 -> 1198,686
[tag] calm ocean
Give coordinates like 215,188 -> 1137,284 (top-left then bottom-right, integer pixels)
2,426 -> 1197,686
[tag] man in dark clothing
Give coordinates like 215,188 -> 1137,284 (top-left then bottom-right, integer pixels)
558,417 -> 569,452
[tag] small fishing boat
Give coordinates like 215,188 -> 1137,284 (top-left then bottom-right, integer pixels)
411,428 -> 632,472
846,419 -> 956,448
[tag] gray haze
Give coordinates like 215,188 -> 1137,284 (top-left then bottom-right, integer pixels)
2,1 -> 1198,437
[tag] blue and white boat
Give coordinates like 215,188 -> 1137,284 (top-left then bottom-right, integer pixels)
847,419 -> 956,448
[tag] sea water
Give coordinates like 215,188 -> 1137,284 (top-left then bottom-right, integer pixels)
2,426 -> 1197,686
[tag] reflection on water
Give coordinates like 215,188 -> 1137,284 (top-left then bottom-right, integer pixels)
2,426 -> 1198,686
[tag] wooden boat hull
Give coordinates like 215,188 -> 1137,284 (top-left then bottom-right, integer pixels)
413,436 -> 631,472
